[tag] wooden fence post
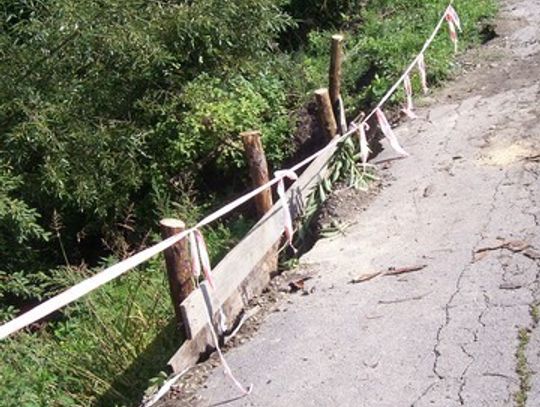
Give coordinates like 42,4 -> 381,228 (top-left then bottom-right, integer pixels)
315,88 -> 338,141
329,34 -> 344,113
160,218 -> 194,330
241,130 -> 273,217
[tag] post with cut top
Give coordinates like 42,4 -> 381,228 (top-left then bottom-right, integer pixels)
241,130 -> 273,217
329,34 -> 344,113
315,88 -> 338,141
160,218 -> 194,330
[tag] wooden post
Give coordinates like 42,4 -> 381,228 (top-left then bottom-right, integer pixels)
160,218 -> 194,329
329,34 -> 344,112
315,88 -> 338,141
241,130 -> 273,217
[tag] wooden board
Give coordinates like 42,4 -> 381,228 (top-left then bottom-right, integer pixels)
168,249 -> 276,373
167,142 -> 338,372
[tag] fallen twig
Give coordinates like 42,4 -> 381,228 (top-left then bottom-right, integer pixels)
378,293 -> 429,305
349,264 -> 427,284
523,154 -> 540,162
475,242 -> 507,254
476,240 -> 530,253
349,272 -> 382,284
474,240 -> 531,262
384,264 -> 427,276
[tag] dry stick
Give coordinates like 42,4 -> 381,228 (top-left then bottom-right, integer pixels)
475,240 -> 530,255
329,34 -> 344,119
383,264 -> 427,276
241,131 -> 273,217
315,88 -> 338,141
160,218 -> 194,330
349,272 -> 382,284
349,265 -> 427,284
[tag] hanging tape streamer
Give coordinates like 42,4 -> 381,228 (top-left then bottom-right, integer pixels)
357,122 -> 371,169
375,108 -> 409,157
274,170 -> 299,252
417,53 -> 429,94
402,74 -> 417,119
447,5 -> 462,31
445,5 -> 461,52
189,232 -> 201,279
189,235 -> 252,396
196,281 -> 253,396
190,230 -> 215,289
338,96 -> 348,135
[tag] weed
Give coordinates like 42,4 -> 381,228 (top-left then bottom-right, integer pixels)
515,328 -> 531,407
531,303 -> 540,326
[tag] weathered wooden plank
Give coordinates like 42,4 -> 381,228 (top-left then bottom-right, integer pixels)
167,141 -> 338,372
168,247 -> 276,373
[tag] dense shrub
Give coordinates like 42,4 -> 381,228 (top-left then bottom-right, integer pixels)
0,0 -> 295,306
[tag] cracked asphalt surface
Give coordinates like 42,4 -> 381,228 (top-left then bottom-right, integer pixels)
169,1 -> 540,406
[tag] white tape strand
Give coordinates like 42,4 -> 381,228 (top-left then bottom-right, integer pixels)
0,230 -> 192,340
357,123 -> 371,170
417,53 -> 429,94
198,281 -> 252,396
447,19 -> 458,52
376,108 -> 409,157
274,170 -> 299,251
194,230 -> 214,289
401,74 -> 417,119
338,96 -> 348,135
447,5 -> 462,31
189,232 -> 201,278
445,5 -> 461,52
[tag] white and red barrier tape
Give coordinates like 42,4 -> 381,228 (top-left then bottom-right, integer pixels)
357,122 -> 371,170
275,170 -> 300,252
402,73 -> 417,119
446,5 -> 462,53
0,0 -> 460,394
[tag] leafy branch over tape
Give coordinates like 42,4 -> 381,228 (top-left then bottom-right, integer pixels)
292,135 -> 376,253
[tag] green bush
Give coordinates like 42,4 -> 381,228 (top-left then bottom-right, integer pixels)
0,0 -> 295,305
0,165 -> 50,320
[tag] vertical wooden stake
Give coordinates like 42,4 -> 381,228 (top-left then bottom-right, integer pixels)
241,130 -> 273,217
160,218 -> 194,330
315,88 -> 338,141
329,34 -> 344,112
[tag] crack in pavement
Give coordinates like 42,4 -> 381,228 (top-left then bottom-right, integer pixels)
410,382 -> 437,407
418,168 -> 512,407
